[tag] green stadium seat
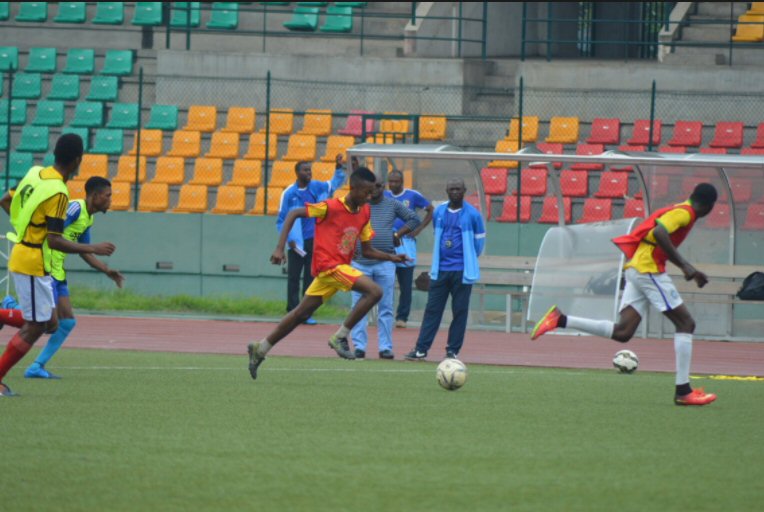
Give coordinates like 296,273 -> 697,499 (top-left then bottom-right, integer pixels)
336,2 -> 367,7
0,3 -> 9,21
107,103 -> 139,129
15,2 -> 48,22
0,125 -> 7,151
54,2 -> 87,23
92,2 -> 124,25
296,2 -> 328,6
25,47 -> 57,73
62,126 -> 89,151
91,128 -> 124,155
207,2 -> 239,29
320,5 -> 352,32
132,2 -> 164,26
0,47 -> 19,71
47,74 -> 81,101
171,2 -> 201,27
101,50 -> 133,76
12,73 -> 42,100
42,152 -> 55,166
32,100 -> 65,127
17,125 -> 50,152
0,99 -> 28,125
70,102 -> 103,128
146,104 -> 178,130
86,75 -> 119,102
9,152 -> 34,180
283,6 -> 320,31
63,49 -> 96,75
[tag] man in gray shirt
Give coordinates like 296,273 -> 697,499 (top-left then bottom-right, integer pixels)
351,179 -> 420,359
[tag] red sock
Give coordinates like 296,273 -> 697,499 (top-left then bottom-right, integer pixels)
0,309 -> 25,328
0,333 -> 33,381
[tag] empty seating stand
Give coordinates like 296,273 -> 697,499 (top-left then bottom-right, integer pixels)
205,131 -> 240,159
114,155 -> 147,183
487,139 -> 519,169
102,50 -> 134,76
183,105 -> 217,133
480,168 -> 508,196
54,2 -> 87,24
339,110 -> 375,137
26,48 -> 57,73
90,128 -> 124,155
496,196 -> 532,223
545,117 -> 579,144
507,116 -> 539,143
320,4 -> 353,33
207,2 -> 239,30
92,2 -> 124,25
577,198 -> 612,224
221,107 -> 256,134
107,103 -> 139,129
129,129 -> 164,157
320,135 -> 355,162
708,121 -> 744,149
139,183 -> 170,212
171,2 -> 201,28
586,118 -> 621,145
299,110 -> 332,137
538,197 -> 572,224
212,185 -> 247,215
284,6 -> 321,31
419,116 -> 447,141
0,46 -> 19,71
132,2 -> 164,26
174,184 -> 209,213
13,73 -> 42,99
34,101 -> 67,129
147,105 -> 179,131
48,74 -> 80,101
514,167 -> 547,196
228,159 -> 262,188
189,158 -> 224,186
667,120 -> 703,147
627,119 -> 661,147
16,2 -> 48,22
87,76 -> 119,102
559,169 -> 588,197
732,14 -> 764,42
64,49 -> 95,75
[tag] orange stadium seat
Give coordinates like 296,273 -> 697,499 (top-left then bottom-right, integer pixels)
339,110 -> 375,137
538,196 -> 572,224
259,109 -> 294,136
250,187 -> 283,216
166,130 -> 201,157
205,131 -> 240,159
419,115 -> 447,141
708,121 -> 744,149
173,184 -> 208,213
545,116 -> 579,144
749,2 -> 764,14
311,161 -> 335,182
380,112 -> 410,141
623,198 -> 645,218
299,109 -> 332,137
67,179 -> 86,200
667,120 -> 703,147
480,167 -> 507,196
189,158 -> 223,186
110,181 -> 132,211
128,129 -> 163,157
577,198 -> 613,224
627,119 -> 661,147
243,133 -> 278,160
570,143 -> 605,171
212,185 -> 247,215
228,159 -> 262,188
486,139 -> 519,169
220,107 -> 256,134
732,14 -> 764,42
514,167 -> 547,196
559,169 -> 588,197
152,156 -> 185,185
182,105 -> 217,133
586,118 -> 621,145
403,170 -> 413,189
269,161 -> 296,188
138,182 -> 169,212
594,171 -> 629,198
366,134 -> 394,144
282,134 -> 317,161
114,155 -> 147,183
79,154 -> 108,179
506,116 -> 539,143
496,195 -> 531,223
743,203 -> 764,230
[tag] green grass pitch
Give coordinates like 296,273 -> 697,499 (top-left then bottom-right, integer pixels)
2,349 -> 763,512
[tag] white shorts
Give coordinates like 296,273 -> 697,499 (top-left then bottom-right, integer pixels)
618,267 -> 683,318
11,272 -> 55,322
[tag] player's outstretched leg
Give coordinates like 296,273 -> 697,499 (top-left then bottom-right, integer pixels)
530,305 -> 562,340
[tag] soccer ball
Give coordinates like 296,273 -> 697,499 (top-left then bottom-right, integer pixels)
436,359 -> 468,391
612,349 -> 639,374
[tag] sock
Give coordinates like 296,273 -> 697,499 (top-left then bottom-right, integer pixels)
565,316 -> 615,339
257,339 -> 272,357
35,318 -> 76,367
0,333 -> 34,381
0,309 -> 25,328
674,332 -> 693,387
334,325 -> 350,339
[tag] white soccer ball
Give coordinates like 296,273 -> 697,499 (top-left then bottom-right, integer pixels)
436,359 -> 468,390
613,349 -> 639,374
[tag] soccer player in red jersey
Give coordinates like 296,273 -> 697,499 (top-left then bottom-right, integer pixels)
247,167 -> 408,379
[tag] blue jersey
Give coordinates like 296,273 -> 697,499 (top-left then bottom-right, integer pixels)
438,208 -> 464,271
385,189 -> 431,232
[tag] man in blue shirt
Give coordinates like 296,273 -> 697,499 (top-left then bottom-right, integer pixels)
404,179 -> 485,361
276,155 -> 347,323
384,170 -> 433,329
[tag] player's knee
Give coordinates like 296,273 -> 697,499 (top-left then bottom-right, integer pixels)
679,317 -> 696,334
367,284 -> 383,302
44,318 -> 59,334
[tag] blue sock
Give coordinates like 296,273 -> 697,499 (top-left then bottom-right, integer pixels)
35,318 -> 77,367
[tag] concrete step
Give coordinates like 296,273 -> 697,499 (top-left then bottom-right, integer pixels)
682,24 -> 734,42
695,2 -> 749,18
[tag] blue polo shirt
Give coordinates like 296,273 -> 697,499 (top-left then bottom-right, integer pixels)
385,189 -> 430,232
439,208 -> 464,271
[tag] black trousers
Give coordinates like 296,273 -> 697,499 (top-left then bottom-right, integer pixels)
286,238 -> 314,312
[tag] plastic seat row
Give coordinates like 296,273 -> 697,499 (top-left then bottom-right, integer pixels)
0,75 -> 120,102
0,47 -> 133,76
731,3 -> 764,42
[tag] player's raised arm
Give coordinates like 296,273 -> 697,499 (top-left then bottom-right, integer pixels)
271,207 -> 308,265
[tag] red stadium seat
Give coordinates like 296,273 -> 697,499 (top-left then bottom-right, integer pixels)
496,195 -> 531,223
634,175 -> 669,201
570,143 -> 605,171
749,122 -> 764,149
617,144 -> 646,152
741,147 -> 764,155
703,202 -> 731,229
465,193 -> 490,219
481,167 -> 508,195
708,121 -> 744,149
530,143 -> 563,169
699,147 -> 727,154
586,118 -> 621,145
559,169 -> 588,197
538,196 -> 572,224
627,119 -> 661,146
680,177 -> 705,198
667,120 -> 703,147
743,203 -> 764,230
339,110 -> 375,137
513,167 -> 547,196
729,177 -> 753,203
594,171 -> 629,198
611,145 -> 646,172
623,198 -> 645,218
577,198 -> 612,224
658,145 -> 686,154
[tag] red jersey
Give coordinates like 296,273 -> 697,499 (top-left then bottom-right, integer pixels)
306,197 -> 374,275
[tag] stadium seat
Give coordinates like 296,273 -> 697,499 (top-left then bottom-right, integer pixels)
63,48 -> 95,75
320,4 -> 353,32
506,116 -> 539,143
366,133 -> 394,144
92,2 -> 124,25
205,131 -> 240,159
212,185 -> 247,214
258,108 -> 294,136
570,143 -> 605,171
189,158 -> 224,186
586,118 -> 621,145
67,178 -> 86,200
166,130 -> 202,157
496,195 -> 531,223
152,157 -> 186,185
380,112 -> 410,141
87,76 -> 119,101
703,202 -> 731,229
207,2 -> 239,29
419,115 -> 447,141
32,100 -> 65,127
699,147 -> 727,154
465,193 -> 490,220
486,139 -> 519,169
531,142 -> 563,169
243,133 -> 278,160
749,2 -> 764,14
107,103 -> 139,129
128,129 -> 164,157
0,99 -> 27,125
634,174 -> 669,201
47,74 -> 80,101
732,14 -> 764,42
79,154 -> 109,179
228,159 -> 262,188
729,177 -> 753,203
480,167 -> 508,196
101,50 -> 134,76
269,161 -> 297,187
221,107 -> 256,134
283,6 -> 320,31
658,145 -> 686,154
173,184 -> 208,213
250,187 -> 284,216
16,126 -> 49,153
513,167 -> 547,196
70,102 -> 103,128
26,47 -> 57,73
12,73 -> 42,99
538,196 -> 572,224
62,126 -> 89,151
0,46 -> 18,71
114,155 -> 147,183
110,181 -> 132,211
0,125 -> 6,151
708,121 -> 744,149
559,169 -> 588,197
593,171 -> 629,198
0,3 -> 8,21
310,161 -> 335,181
183,105 -> 217,133
545,116 -> 579,144
132,2 -> 164,26
667,120 -> 703,147
138,182 -> 170,212
90,128 -> 123,155
282,134 -> 317,161
171,2 -> 201,27
9,152 -> 34,180
741,147 -> 764,155
146,105 -> 179,131
299,109 -> 332,137
577,198 -> 613,224
16,2 -> 48,22
742,203 -> 764,230
617,144 -> 646,152
339,110 -> 375,137
627,119 -> 661,146
54,2 -> 87,23
332,184 -> 350,199
623,198 -> 645,218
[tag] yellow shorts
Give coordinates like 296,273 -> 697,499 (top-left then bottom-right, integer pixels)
305,264 -> 364,301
